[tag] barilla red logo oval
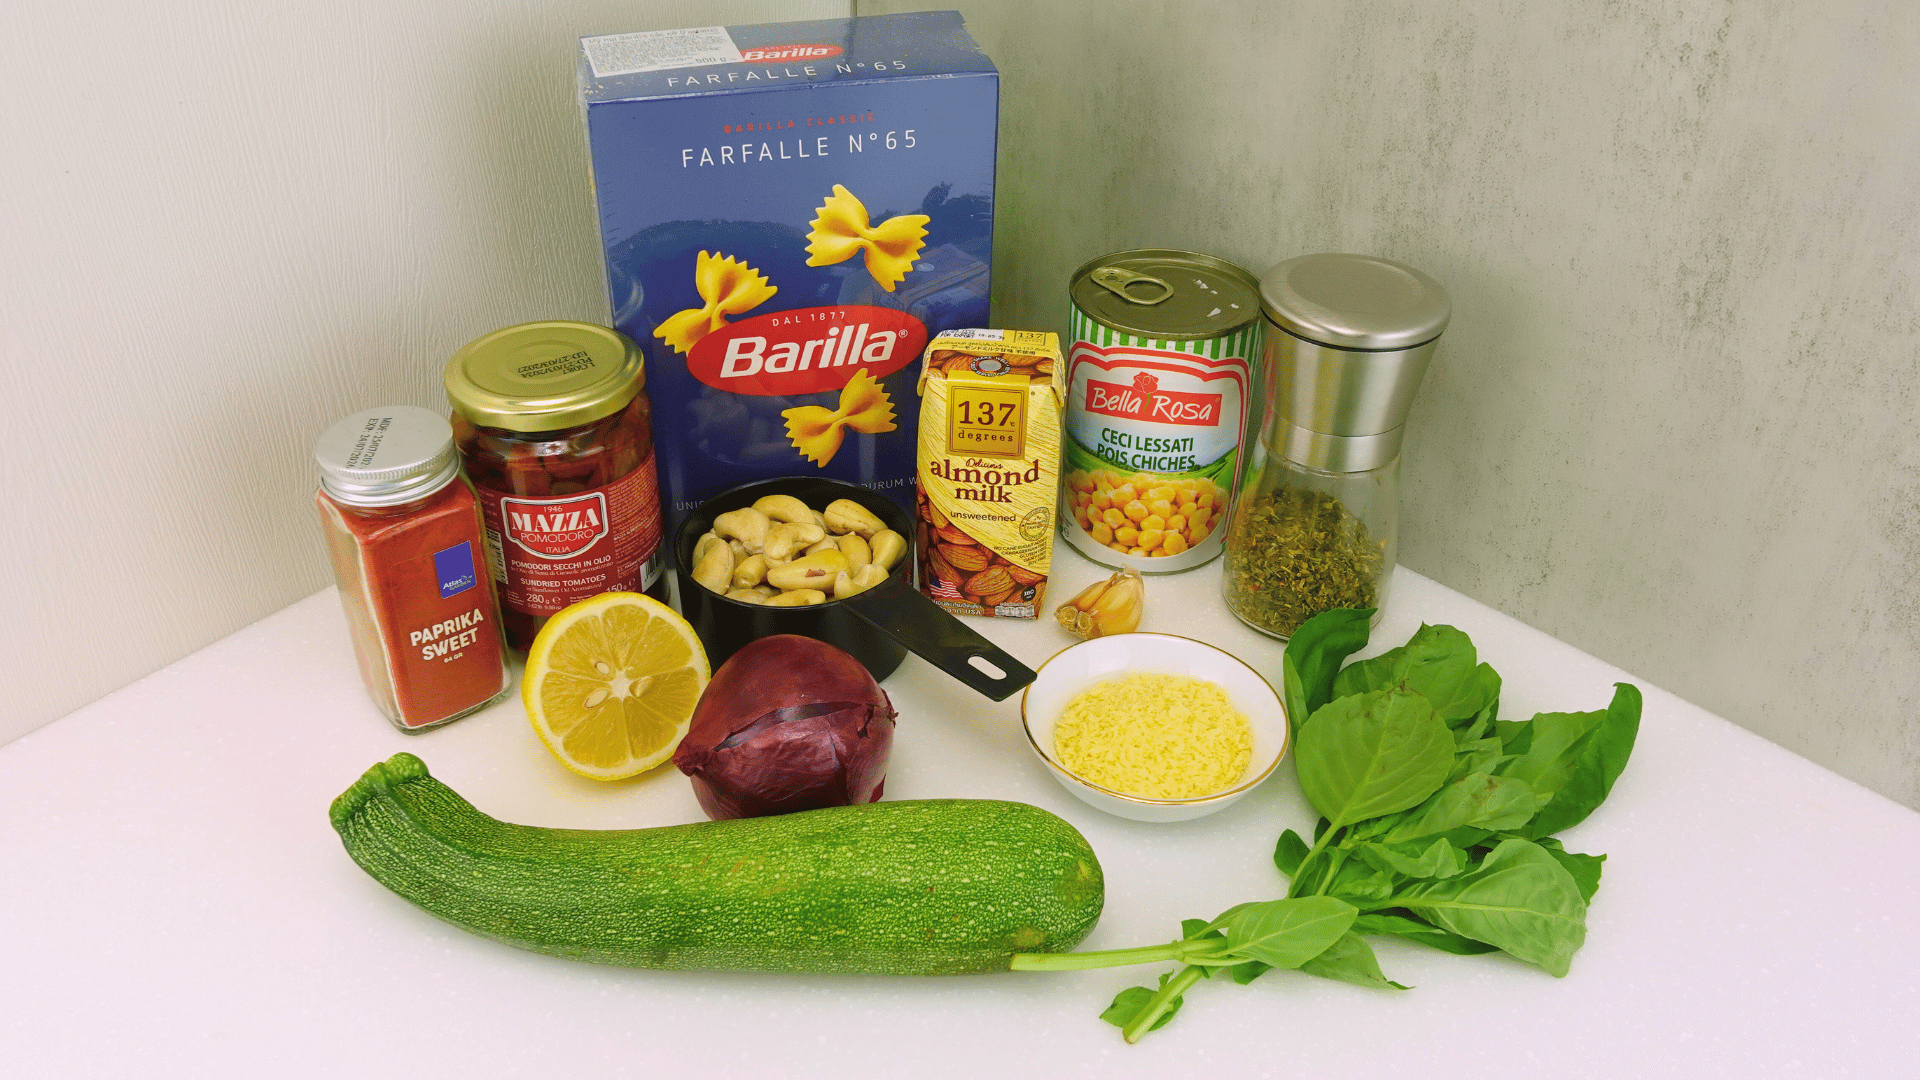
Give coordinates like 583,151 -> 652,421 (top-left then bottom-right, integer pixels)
741,43 -> 844,64
689,305 -> 927,396
502,492 -> 609,559
1083,371 -> 1224,426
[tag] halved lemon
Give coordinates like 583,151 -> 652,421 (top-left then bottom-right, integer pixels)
522,592 -> 710,781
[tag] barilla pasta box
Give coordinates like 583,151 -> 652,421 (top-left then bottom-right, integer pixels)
915,330 -> 1064,618
579,12 -> 998,550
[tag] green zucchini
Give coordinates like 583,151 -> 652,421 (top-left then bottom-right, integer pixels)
330,753 -> 1104,975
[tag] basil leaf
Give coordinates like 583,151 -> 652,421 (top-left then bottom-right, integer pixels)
1228,959 -> 1272,985
1448,736 -> 1506,781
1192,908 -> 1275,983
1386,772 -> 1547,842
1331,625 -> 1489,721
1299,930 -> 1409,991
1397,838 -> 1589,976
1496,711 -> 1596,790
1296,690 -> 1454,829
1356,836 -> 1469,879
1274,829 -> 1311,878
1281,607 -> 1374,732
1435,824 -> 1493,852
1453,664 -> 1502,739
1352,911 -> 1500,955
1324,860 -> 1400,907
1523,836 -> 1606,904
1223,896 -> 1359,969
1331,651 -> 1396,700
1200,902 -> 1259,935
1521,683 -> 1642,837
1100,978 -> 1183,1031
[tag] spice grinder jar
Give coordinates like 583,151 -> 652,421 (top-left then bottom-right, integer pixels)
1222,254 -> 1450,639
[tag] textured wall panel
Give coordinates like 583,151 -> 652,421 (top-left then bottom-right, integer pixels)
0,0 -> 844,744
868,1 -> 1920,806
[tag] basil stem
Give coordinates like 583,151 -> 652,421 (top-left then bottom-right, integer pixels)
1123,964 -> 1208,1044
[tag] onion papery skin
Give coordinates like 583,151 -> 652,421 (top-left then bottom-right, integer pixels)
673,635 -> 896,820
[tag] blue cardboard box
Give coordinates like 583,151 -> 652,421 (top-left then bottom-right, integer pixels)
580,11 -> 998,545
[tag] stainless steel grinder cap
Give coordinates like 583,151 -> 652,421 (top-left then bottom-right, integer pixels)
1259,253 -> 1451,472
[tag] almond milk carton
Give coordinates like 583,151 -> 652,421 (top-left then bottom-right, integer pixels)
914,329 -> 1064,617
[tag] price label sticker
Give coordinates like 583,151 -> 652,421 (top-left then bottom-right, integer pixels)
945,378 -> 1028,459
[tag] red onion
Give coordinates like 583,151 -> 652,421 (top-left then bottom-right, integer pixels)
672,635 -> 896,820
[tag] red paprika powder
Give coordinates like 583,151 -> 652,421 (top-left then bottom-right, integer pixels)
444,321 -> 666,650
314,406 -> 511,730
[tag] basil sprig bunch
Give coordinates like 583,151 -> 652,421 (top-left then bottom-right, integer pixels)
1013,609 -> 1642,1043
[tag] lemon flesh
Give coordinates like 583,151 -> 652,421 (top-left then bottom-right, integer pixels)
522,592 -> 710,780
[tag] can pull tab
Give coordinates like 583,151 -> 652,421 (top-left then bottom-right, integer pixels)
1090,266 -> 1174,306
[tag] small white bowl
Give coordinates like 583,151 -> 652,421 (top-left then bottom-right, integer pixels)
1020,633 -> 1291,823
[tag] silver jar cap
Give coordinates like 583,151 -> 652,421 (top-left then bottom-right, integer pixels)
314,406 -> 460,506
1260,253 -> 1450,351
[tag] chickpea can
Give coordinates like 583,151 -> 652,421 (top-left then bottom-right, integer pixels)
1063,250 -> 1264,573
915,329 -> 1064,618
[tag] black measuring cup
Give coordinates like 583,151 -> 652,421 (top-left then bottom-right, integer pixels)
674,476 -> 1036,700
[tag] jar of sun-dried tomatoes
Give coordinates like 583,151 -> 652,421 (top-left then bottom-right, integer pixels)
445,321 -> 666,650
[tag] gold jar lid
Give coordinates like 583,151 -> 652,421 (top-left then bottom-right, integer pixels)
443,321 -> 644,433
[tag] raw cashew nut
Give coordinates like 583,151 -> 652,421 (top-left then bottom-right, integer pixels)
712,507 -> 771,554
724,588 -> 769,604
763,521 -> 827,563
762,589 -> 827,607
692,539 -> 734,594
804,535 -> 840,557
766,549 -> 849,591
691,531 -> 724,568
833,564 -> 889,599
751,494 -> 814,525
868,529 -> 907,572
837,533 -> 871,573
731,554 -> 769,589
824,499 -> 885,538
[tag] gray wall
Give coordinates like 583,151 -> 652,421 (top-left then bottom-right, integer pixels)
869,0 -> 1920,806
0,0 -> 840,744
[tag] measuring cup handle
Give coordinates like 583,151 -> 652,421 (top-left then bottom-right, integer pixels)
845,575 -> 1037,700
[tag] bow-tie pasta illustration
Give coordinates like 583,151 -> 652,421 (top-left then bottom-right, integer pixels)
782,369 -> 898,466
804,185 -> 930,293
653,251 -> 778,354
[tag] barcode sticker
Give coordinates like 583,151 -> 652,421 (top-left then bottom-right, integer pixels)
583,27 -> 743,78
484,530 -> 507,583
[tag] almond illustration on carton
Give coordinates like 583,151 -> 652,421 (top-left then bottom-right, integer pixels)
965,566 -> 1014,600
941,544 -> 992,573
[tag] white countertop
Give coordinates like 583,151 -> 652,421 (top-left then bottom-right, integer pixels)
4,551 -> 1916,1079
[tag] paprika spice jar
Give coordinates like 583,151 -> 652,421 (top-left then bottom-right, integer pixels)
314,406 -> 512,730
444,321 -> 666,650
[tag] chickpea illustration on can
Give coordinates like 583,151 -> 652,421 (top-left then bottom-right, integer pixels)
1062,250 -> 1264,573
